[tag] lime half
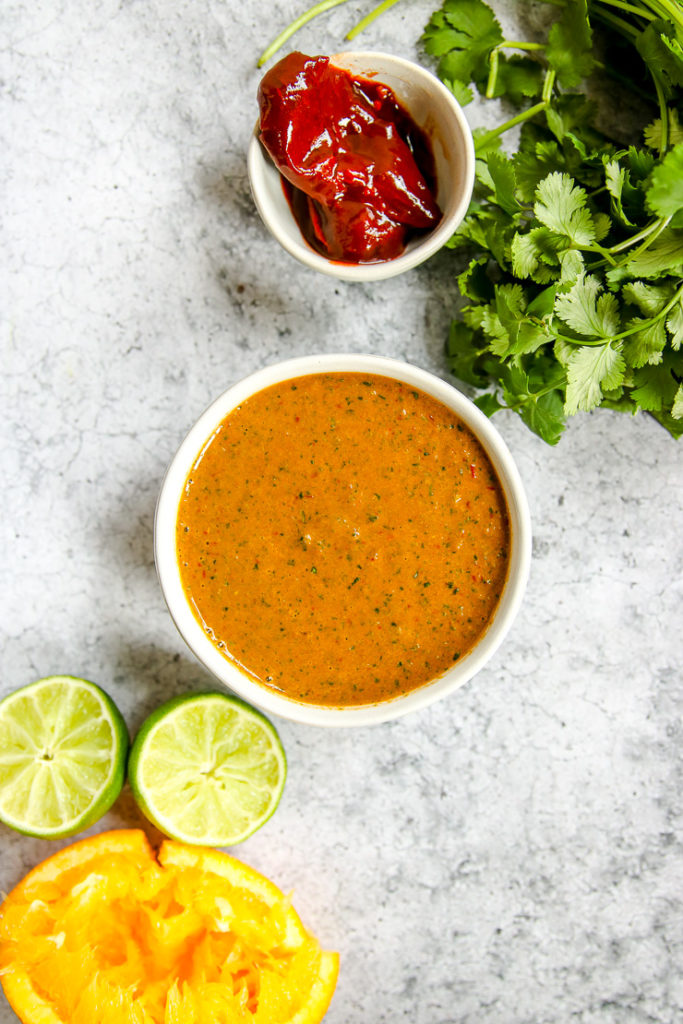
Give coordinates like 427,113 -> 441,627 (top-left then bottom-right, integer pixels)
128,692 -> 287,846
0,676 -> 128,839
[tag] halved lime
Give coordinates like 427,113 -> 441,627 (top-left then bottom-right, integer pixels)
128,692 -> 287,846
0,675 -> 128,839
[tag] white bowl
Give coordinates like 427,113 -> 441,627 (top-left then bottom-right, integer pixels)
155,355 -> 531,727
247,52 -> 475,282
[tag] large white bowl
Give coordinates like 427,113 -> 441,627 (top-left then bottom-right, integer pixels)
247,52 -> 475,282
155,355 -> 531,726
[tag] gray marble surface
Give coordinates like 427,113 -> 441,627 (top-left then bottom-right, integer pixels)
2,1 -> 682,1022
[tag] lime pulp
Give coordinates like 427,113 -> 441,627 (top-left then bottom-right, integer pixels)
128,692 -> 287,847
0,675 -> 128,839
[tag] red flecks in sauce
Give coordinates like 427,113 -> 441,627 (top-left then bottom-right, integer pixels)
257,52 -> 441,263
176,373 -> 511,708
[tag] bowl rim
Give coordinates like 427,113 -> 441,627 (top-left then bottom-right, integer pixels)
247,50 -> 475,283
154,354 -> 532,727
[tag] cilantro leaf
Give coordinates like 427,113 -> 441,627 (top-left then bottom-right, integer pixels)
453,204 -> 514,267
544,94 -> 599,147
511,227 -> 565,283
534,172 -> 596,246
646,142 -> 683,217
593,212 -> 611,242
546,0 -> 594,88
457,257 -> 494,303
513,128 -> 567,203
422,13 -> 464,57
510,232 -> 543,280
481,284 -> 526,355
555,275 -> 621,338
495,287 -> 552,355
666,297 -> 683,349
636,20 -> 683,98
486,152 -> 523,216
474,392 -> 505,416
651,407 -> 683,438
565,343 -> 626,413
497,363 -> 567,444
608,228 -> 683,282
424,0 -> 683,444
604,159 -> 636,227
519,390 -> 566,444
559,249 -> 585,283
423,0 -> 503,91
628,147 -> 656,180
492,55 -> 544,104
631,357 -> 681,411
527,285 -> 558,320
672,383 -> 683,419
622,280 -> 676,317
447,321 -> 489,386
442,77 -> 474,105
643,108 -> 683,152
623,318 -> 668,368
498,365 -> 532,408
471,126 -> 503,158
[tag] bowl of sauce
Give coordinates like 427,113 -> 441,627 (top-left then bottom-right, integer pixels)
247,52 -> 475,281
155,355 -> 531,726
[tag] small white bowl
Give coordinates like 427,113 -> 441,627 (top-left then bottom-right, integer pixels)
155,355 -> 531,727
247,52 -> 475,282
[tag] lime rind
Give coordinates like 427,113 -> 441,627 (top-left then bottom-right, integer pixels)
0,676 -> 128,839
128,692 -> 287,847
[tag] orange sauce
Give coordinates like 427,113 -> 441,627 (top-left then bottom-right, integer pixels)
176,373 -> 510,707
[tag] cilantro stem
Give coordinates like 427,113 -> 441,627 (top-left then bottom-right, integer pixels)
541,69 -> 556,104
475,103 -> 548,151
504,377 -> 567,411
485,48 -> 500,99
641,0 -> 683,29
606,216 -> 669,254
346,0 -> 402,40
591,6 -> 639,38
548,328 -> 610,347
584,243 -> 617,265
586,215 -> 671,273
653,76 -> 670,152
656,282 -> 683,320
499,41 -> 546,51
614,214 -> 673,264
257,0 -> 351,67
475,69 -> 555,152
595,0 -> 656,19
486,39 -> 548,95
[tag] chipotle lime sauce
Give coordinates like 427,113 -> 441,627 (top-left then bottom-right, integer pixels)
258,53 -> 441,263
177,373 -> 510,707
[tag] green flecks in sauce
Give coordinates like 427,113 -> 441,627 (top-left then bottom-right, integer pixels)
176,373 -> 511,707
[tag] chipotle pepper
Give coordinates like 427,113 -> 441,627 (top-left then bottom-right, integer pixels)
257,52 -> 442,264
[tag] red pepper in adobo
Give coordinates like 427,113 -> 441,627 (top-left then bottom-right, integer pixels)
258,52 -> 442,264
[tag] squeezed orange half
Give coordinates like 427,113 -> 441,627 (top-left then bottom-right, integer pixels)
0,829 -> 338,1024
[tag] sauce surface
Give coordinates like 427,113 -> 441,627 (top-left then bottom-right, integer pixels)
258,52 -> 441,263
177,373 -> 510,707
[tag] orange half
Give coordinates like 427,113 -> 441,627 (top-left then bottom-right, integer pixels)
0,829 -> 338,1024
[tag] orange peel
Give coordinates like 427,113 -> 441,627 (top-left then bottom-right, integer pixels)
0,829 -> 338,1024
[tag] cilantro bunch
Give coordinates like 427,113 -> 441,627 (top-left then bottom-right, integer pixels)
425,0 -> 683,442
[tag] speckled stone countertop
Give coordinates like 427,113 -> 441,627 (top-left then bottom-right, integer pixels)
2,1 -> 682,1022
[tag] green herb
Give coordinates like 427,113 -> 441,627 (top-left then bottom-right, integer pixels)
257,0 -> 399,66
425,0 -> 683,443
256,0 -> 682,443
